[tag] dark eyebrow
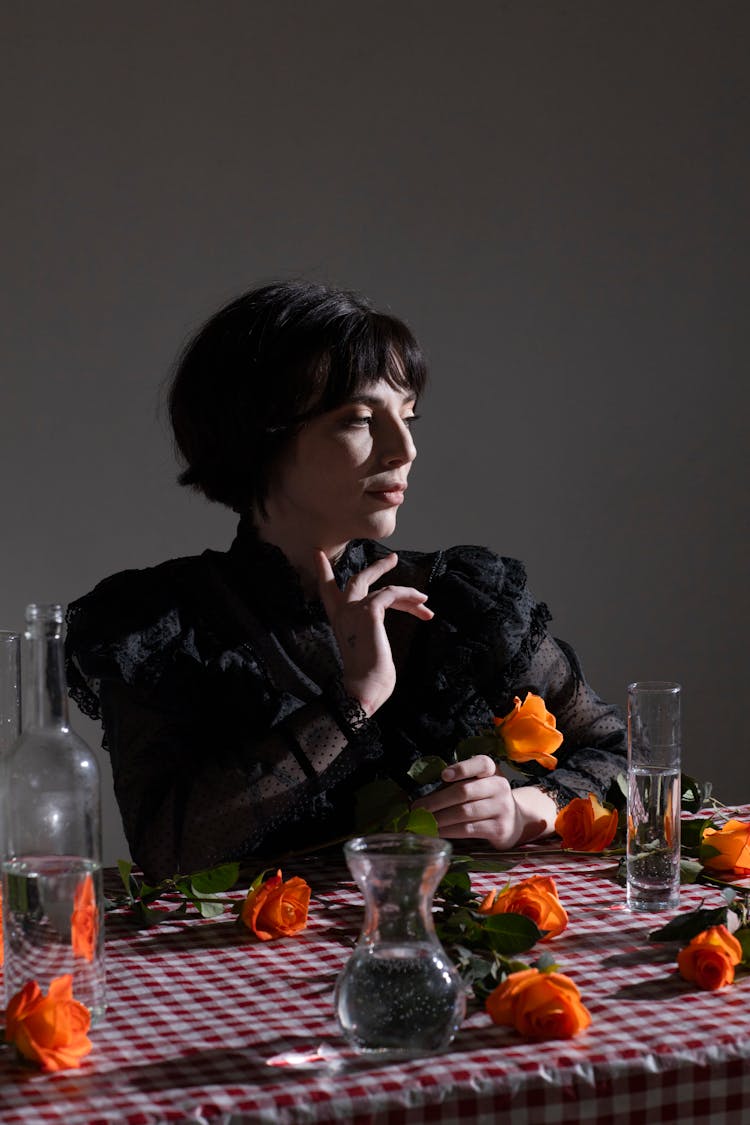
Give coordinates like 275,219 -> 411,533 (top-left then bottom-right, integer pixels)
346,392 -> 417,408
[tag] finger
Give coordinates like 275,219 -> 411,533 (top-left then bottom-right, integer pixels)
437,820 -> 500,840
431,794 -> 513,831
362,588 -> 434,622
345,553 -> 398,601
314,550 -> 340,615
441,755 -> 497,784
416,776 -> 504,815
363,585 -> 430,610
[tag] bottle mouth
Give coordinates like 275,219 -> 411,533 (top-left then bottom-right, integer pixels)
627,681 -> 681,695
25,604 -> 64,625
345,833 -> 453,862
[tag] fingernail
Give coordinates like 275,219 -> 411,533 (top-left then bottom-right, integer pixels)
443,767 -> 455,781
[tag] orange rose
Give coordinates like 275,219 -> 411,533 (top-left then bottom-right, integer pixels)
478,875 -> 568,940
677,925 -> 743,991
71,874 -> 98,962
701,819 -> 750,875
493,693 -> 562,770
486,967 -> 591,1039
555,793 -> 618,852
240,870 -> 310,941
5,975 -> 92,1071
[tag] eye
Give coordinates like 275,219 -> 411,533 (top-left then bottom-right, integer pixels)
403,413 -> 421,428
343,414 -> 373,429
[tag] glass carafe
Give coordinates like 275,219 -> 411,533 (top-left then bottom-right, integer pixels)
2,605 -> 106,1021
0,630 -> 21,753
334,833 -> 465,1054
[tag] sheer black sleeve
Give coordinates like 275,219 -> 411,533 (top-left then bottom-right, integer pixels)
65,565 -> 380,881
410,545 -> 627,807
510,633 -> 627,807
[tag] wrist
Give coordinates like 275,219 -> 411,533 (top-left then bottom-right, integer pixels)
511,786 -> 558,845
342,679 -> 386,718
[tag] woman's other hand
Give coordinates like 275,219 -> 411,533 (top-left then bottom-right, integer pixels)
414,755 -> 558,849
315,550 -> 433,717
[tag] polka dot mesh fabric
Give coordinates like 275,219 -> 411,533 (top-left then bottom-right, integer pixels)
66,521 -> 626,880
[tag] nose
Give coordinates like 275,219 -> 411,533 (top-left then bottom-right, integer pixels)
380,415 -> 416,467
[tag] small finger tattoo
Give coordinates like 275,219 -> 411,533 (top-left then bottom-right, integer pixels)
346,634 -> 357,649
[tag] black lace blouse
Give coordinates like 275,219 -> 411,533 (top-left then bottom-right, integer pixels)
65,517 -> 626,881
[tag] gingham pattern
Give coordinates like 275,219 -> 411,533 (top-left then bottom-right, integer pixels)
0,808 -> 748,1125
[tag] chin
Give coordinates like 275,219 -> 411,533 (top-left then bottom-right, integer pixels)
360,511 -> 399,540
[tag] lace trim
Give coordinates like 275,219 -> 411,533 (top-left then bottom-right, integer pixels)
65,604 -> 103,722
524,777 -> 573,811
228,516 -> 370,624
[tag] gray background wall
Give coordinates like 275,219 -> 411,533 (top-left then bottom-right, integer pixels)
3,1 -> 748,865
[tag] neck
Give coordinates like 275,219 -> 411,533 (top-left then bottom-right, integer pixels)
252,512 -> 348,597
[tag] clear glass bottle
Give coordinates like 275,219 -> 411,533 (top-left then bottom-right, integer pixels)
334,833 -> 465,1054
0,630 -> 21,753
2,605 -> 106,1021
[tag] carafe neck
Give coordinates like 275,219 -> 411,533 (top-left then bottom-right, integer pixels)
23,604 -> 69,731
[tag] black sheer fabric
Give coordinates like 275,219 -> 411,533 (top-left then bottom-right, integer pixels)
65,517 -> 626,881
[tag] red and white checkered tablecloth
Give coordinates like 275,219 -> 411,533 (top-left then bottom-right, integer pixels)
1,808 -> 748,1125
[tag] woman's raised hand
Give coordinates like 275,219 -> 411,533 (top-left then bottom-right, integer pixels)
315,551 -> 433,717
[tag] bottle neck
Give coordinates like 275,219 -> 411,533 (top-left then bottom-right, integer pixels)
363,893 -> 435,946
24,618 -> 69,731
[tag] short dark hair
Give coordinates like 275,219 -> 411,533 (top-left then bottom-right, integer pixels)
168,280 -> 428,514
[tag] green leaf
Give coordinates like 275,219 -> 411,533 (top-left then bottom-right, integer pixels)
407,756 -> 448,786
604,773 -> 628,810
481,912 -> 544,954
138,880 -> 166,903
649,904 -> 728,944
246,868 -> 273,896
450,855 -> 515,874
140,887 -> 165,906
135,901 -> 186,927
681,818 -> 714,852
388,806 -> 411,832
465,958 -> 504,996
682,773 -> 712,813
117,859 -> 136,900
471,958 -> 530,1002
192,898 -> 227,919
698,843 -> 722,863
354,778 -> 410,831
735,926 -> 750,966
190,862 -> 240,896
436,906 -> 483,945
453,734 -> 500,763
402,808 -> 439,836
679,858 -> 705,884
439,870 -> 472,895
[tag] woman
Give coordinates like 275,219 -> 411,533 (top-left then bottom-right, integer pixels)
66,281 -> 626,882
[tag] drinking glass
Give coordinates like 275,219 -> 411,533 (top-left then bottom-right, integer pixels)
626,681 -> 681,912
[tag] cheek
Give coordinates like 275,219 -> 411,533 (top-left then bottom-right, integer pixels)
321,440 -> 371,484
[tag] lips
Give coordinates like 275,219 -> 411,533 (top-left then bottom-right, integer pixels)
365,483 -> 407,506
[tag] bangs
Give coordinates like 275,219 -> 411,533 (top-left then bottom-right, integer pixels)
298,311 -> 428,419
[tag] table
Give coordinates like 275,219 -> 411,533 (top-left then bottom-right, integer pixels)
1,811 -> 749,1125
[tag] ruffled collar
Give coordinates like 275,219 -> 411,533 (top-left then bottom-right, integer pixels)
226,514 -> 370,624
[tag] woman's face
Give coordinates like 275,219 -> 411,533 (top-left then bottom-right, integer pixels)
264,378 -> 418,550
